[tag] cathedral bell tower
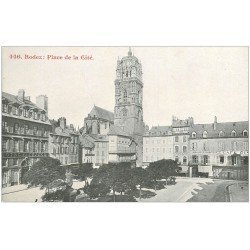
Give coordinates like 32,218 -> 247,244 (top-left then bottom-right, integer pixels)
114,47 -> 144,136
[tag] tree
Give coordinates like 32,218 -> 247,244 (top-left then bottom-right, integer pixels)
131,167 -> 151,200
91,162 -> 133,202
23,157 -> 65,192
83,183 -> 110,199
147,159 -> 180,189
72,163 -> 93,186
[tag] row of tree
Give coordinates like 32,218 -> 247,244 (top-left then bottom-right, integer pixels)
23,157 -> 181,202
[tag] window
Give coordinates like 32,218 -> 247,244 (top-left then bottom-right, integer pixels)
145,148 -> 148,153
175,156 -> 179,163
219,131 -> 224,137
183,146 -> 187,153
24,125 -> 29,134
13,159 -> 18,166
218,142 -> 225,151
2,104 -> 8,113
243,130 -> 248,137
12,106 -> 18,115
14,140 -> 19,152
123,90 -> 127,102
14,123 -> 19,134
192,132 -> 196,138
2,159 -> 7,167
24,141 -> 29,152
157,148 -> 159,153
232,141 -> 237,150
203,142 -> 208,151
219,156 -> 224,164
202,131 -> 208,138
203,155 -> 209,165
41,142 -> 46,152
175,146 -> 179,153
243,142 -> 248,150
23,109 -> 29,117
183,136 -> 187,142
231,130 -> 236,137
191,142 -> 197,151
175,136 -> 179,142
33,126 -> 38,135
2,140 -> 8,152
41,113 -> 46,121
183,156 -> 187,164
2,121 -> 8,132
192,155 -> 198,164
163,148 -> 165,153
34,111 -> 38,120
152,148 -> 155,153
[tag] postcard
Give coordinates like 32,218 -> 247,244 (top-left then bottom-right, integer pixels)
1,46 -> 249,202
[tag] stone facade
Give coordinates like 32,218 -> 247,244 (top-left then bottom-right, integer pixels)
49,117 -> 79,166
143,116 -> 248,180
2,90 -> 51,187
114,48 -> 144,166
189,118 -> 248,179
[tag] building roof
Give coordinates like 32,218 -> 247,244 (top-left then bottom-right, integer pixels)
79,135 -> 95,148
145,126 -> 172,136
2,91 -> 43,111
108,124 -> 131,137
190,121 -> 249,139
89,105 -> 114,122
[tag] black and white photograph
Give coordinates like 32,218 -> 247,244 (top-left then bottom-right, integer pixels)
1,46 -> 248,202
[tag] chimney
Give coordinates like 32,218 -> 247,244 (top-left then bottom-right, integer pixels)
18,89 -> 25,102
214,116 -> 217,130
36,95 -> 48,113
59,117 -> 66,130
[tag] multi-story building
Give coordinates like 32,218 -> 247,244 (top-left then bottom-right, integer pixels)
82,105 -> 114,135
80,134 -> 109,166
49,117 -> 79,166
189,117 -> 248,179
172,116 -> 193,173
108,125 -> 137,164
79,48 -> 144,166
2,89 -> 51,187
143,126 -> 173,164
143,117 -> 193,168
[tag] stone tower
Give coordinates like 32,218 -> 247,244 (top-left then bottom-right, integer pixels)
114,47 -> 144,165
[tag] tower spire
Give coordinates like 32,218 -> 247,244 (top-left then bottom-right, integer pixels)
128,47 -> 132,56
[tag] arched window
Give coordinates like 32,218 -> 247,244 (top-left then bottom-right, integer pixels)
243,130 -> 248,137
219,131 -> 224,137
231,130 -> 236,137
192,132 -> 196,138
202,131 -> 208,138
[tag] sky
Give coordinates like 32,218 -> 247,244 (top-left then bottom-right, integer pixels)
2,46 -> 248,128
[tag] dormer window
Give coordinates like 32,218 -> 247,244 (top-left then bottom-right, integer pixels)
231,130 -> 236,137
243,130 -> 248,137
202,131 -> 208,138
192,132 -> 196,138
23,108 -> 29,118
34,111 -> 38,120
12,106 -> 18,116
219,131 -> 224,137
